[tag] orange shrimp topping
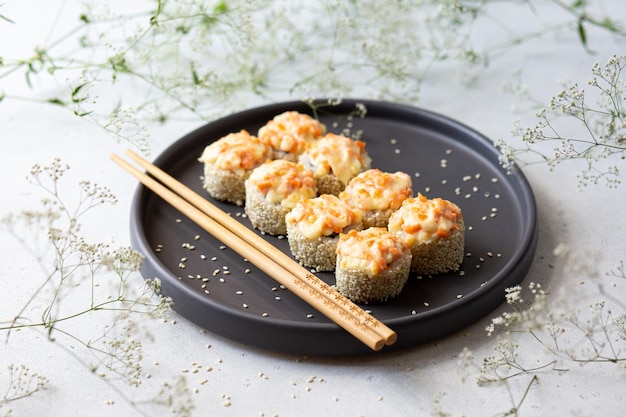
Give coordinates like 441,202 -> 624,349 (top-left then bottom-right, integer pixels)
198,130 -> 270,175
339,169 -> 412,210
337,228 -> 408,275
388,193 -> 462,243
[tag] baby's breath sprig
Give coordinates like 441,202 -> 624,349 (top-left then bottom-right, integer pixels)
0,364 -> 49,405
497,53 -> 626,189
2,0 -> 624,153
1,159 -> 172,405
448,245 -> 626,416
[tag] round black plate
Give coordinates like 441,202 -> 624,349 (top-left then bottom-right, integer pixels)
129,99 -> 537,356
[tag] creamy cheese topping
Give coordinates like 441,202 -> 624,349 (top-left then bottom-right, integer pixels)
299,133 -> 368,185
388,193 -> 462,244
248,160 -> 316,208
258,111 -> 326,154
285,194 -> 362,240
337,228 -> 409,276
339,169 -> 412,210
198,130 -> 270,176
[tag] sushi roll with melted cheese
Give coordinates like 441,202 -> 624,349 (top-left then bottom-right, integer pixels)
387,193 -> 465,275
198,130 -> 271,206
244,159 -> 317,235
298,133 -> 371,196
335,227 -> 412,304
257,111 -> 326,162
285,194 -> 362,272
339,169 -> 413,228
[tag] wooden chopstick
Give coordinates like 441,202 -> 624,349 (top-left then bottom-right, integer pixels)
112,150 -> 397,351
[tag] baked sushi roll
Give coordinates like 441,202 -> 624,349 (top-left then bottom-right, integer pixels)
244,159 -> 317,235
257,111 -> 326,162
298,133 -> 372,196
339,169 -> 413,228
198,130 -> 271,206
388,193 -> 464,275
335,227 -> 412,304
285,194 -> 363,272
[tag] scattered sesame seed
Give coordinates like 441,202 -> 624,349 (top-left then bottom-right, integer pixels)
245,268 -> 251,274
462,175 -> 472,182
390,138 -> 398,144
243,303 -> 248,308
211,256 -> 218,261
219,245 -> 226,250
425,186 -> 431,192
411,309 -> 417,315
423,302 -> 430,307
204,289 -> 210,294
236,290 -> 243,295
219,278 -> 225,283
491,177 -> 499,183
482,216 -> 487,221
445,149 -> 452,155
472,186 -> 478,192
262,312 -> 269,317
306,313 -> 314,319
194,234 -> 201,240
459,271 -> 465,276
394,148 -> 401,154
181,257 -> 187,262
176,218 -> 182,223
457,294 -> 463,299
275,296 -> 281,301
464,194 -> 472,199
468,226 -> 473,231
441,179 -> 448,185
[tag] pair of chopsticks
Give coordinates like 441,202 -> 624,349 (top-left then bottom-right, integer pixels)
112,149 -> 397,351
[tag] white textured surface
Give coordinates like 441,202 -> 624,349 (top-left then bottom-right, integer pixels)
1,1 -> 625,416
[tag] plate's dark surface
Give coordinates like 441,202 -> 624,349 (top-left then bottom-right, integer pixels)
130,99 -> 537,356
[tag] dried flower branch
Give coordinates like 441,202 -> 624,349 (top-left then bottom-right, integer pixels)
445,245 -> 626,417
1,0 -> 624,152
0,159 -> 173,411
497,53 -> 626,189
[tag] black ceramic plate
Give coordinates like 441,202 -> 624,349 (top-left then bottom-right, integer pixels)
130,99 -> 537,356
